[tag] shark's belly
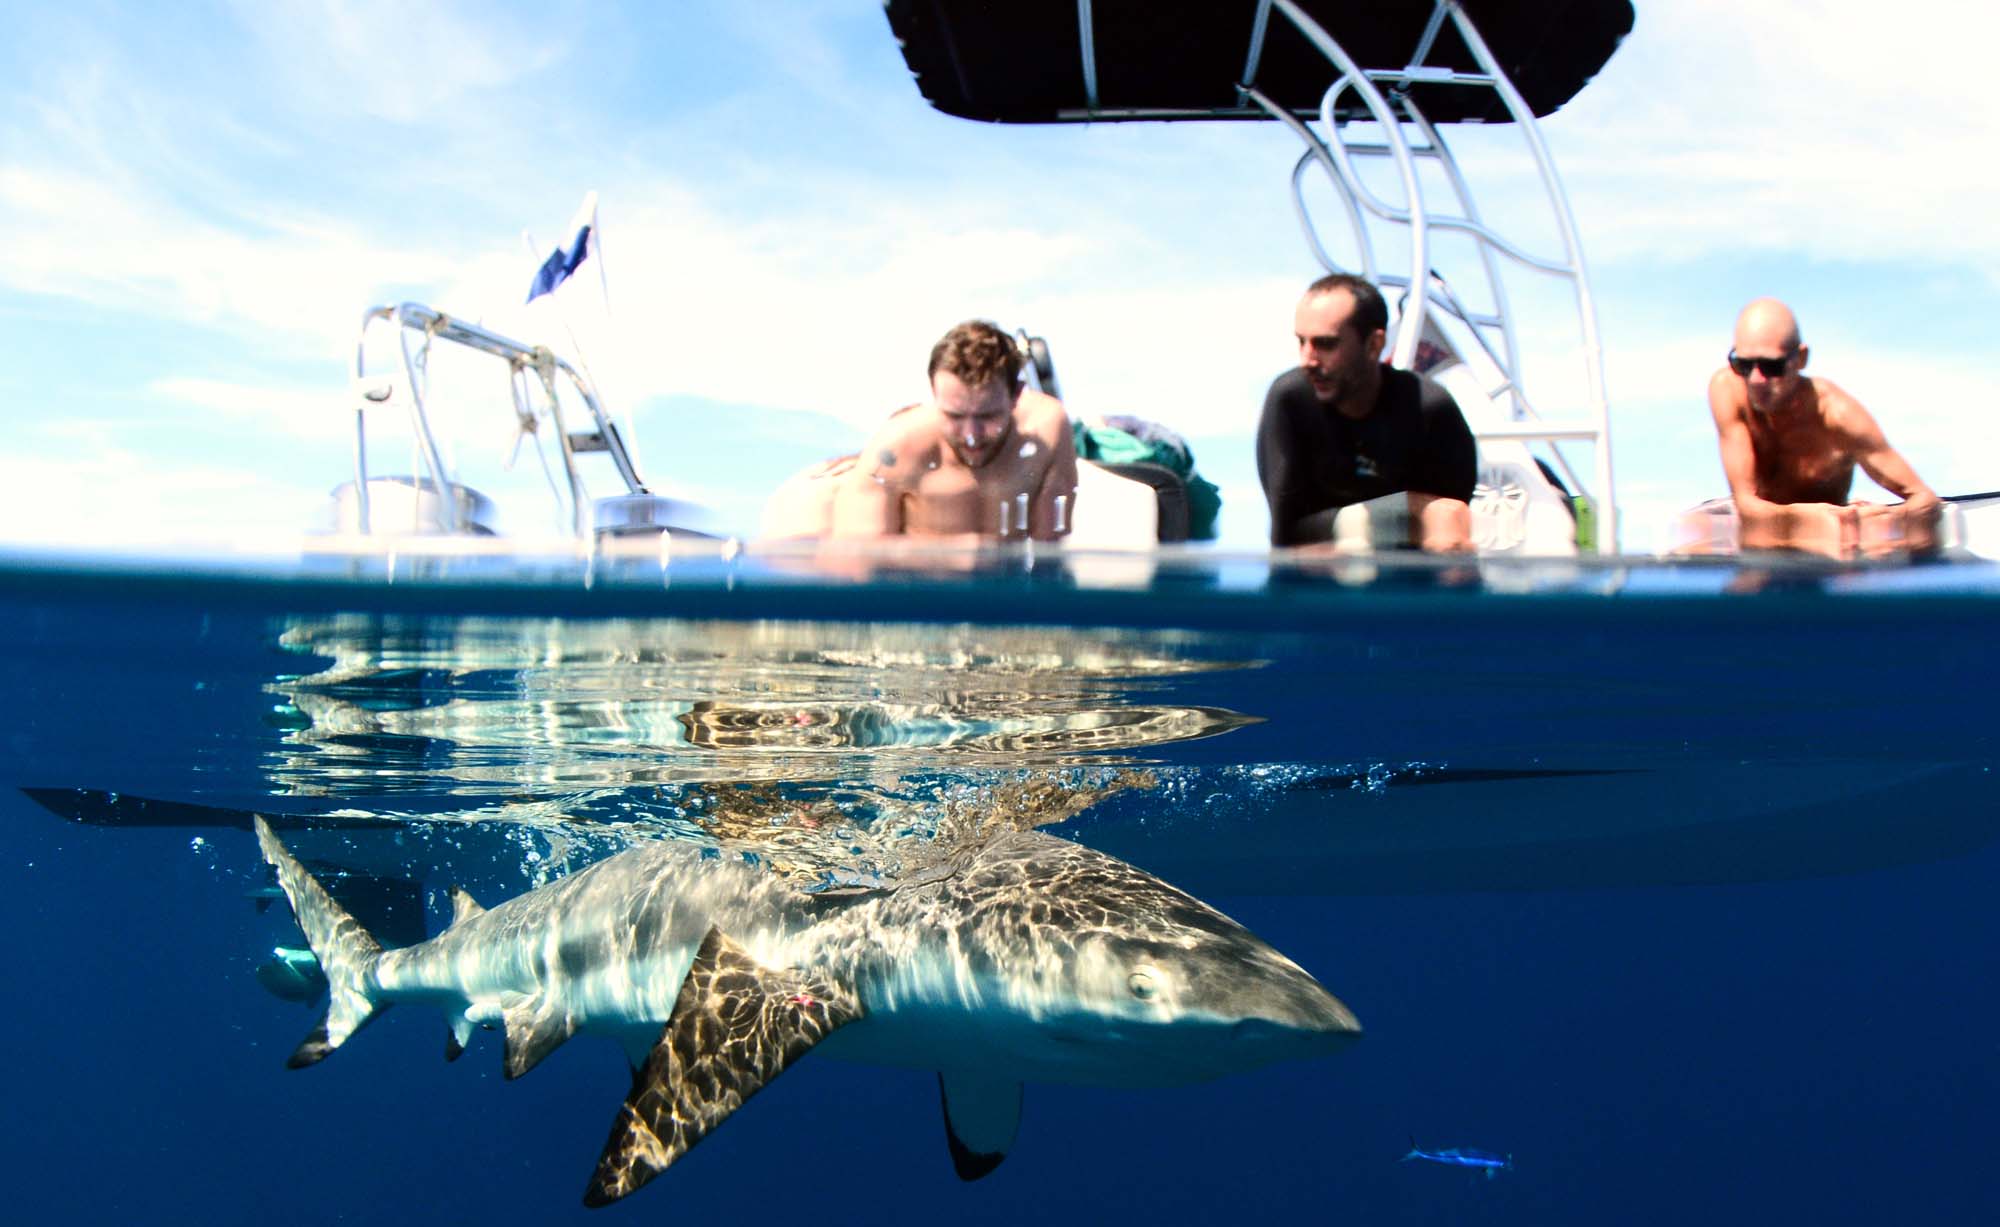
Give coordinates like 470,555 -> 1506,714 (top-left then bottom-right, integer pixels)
813,1001 -> 1200,1089
372,943 -> 691,1022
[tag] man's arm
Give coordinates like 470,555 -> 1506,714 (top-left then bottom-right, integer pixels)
1407,378 -> 1476,552
1024,393 -> 1079,540
829,423 -> 908,538
1256,379 -> 1331,547
1826,385 -> 1937,506
1709,368 -> 1773,510
1824,382 -> 1939,553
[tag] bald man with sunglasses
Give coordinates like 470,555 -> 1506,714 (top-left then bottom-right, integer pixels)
1708,298 -> 1938,556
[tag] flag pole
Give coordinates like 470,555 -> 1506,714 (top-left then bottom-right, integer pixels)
523,191 -> 647,484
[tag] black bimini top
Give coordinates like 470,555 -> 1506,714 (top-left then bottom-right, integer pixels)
883,0 -> 1634,125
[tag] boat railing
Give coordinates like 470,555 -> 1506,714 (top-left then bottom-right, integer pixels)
1242,0 -> 1619,551
347,303 -> 653,538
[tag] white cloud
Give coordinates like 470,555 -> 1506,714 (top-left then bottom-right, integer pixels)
0,164 -> 454,358
1531,0 -> 2000,278
150,377 -> 354,444
227,0 -> 564,124
0,444 -> 327,548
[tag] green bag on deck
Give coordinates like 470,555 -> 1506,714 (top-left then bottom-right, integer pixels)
1070,417 -> 1222,541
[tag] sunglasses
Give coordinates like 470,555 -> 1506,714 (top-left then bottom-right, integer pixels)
1727,349 -> 1794,378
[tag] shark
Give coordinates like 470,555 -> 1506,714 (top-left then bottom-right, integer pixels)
253,814 -> 1361,1205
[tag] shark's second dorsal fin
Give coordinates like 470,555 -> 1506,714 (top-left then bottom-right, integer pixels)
449,888 -> 486,927
938,1071 -> 1022,1181
583,926 -> 861,1207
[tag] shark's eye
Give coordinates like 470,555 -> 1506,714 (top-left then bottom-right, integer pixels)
1127,968 -> 1159,1000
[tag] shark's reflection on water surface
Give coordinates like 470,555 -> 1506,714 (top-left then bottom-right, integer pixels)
264,615 -> 1263,798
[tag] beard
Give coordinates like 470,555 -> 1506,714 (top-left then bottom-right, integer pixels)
948,419 -> 1015,469
1306,366 -> 1360,410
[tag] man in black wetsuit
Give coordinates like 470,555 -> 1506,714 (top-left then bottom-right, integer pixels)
1256,274 -> 1475,551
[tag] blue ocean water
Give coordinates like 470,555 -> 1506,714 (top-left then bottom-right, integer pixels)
0,547 -> 1995,1225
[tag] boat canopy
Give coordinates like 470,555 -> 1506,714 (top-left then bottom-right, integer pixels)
884,0 -> 1633,124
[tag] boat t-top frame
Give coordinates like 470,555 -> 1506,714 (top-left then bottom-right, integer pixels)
887,0 -> 1634,552
343,303 -> 668,539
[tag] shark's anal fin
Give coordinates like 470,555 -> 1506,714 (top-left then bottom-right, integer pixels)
444,1013 -> 473,1063
937,1071 -> 1023,1181
500,995 -> 578,1079
583,926 -> 861,1207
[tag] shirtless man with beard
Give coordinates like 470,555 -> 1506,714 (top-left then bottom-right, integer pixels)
830,320 -> 1078,542
1707,298 -> 1938,556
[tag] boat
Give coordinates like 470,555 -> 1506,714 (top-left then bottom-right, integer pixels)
879,0 -> 1992,561
316,301 -> 712,547
880,0 -> 1632,556
317,0 -> 1983,563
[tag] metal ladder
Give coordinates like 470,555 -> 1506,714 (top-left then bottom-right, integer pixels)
1239,0 -> 1618,552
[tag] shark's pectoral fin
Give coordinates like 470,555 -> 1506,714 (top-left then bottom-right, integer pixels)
583,926 -> 860,1207
937,1071 -> 1023,1181
500,996 -> 578,1079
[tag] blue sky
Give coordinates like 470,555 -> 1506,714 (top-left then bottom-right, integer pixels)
3,1 -> 1995,552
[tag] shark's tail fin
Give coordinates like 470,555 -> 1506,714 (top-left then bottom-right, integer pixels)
253,816 -> 387,1067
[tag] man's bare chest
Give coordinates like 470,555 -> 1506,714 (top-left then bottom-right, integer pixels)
1747,416 -> 1853,494
907,454 -> 1045,533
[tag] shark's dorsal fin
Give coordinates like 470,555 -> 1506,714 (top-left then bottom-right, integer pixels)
937,1071 -> 1022,1181
583,926 -> 861,1206
448,887 -> 486,927
500,996 -> 578,1079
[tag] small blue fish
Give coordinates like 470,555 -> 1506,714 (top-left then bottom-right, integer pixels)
1402,1137 -> 1513,1178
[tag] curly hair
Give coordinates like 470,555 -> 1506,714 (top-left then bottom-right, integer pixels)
927,320 -> 1023,388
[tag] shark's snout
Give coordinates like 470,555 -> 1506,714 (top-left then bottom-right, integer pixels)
1235,952 -> 1363,1036
1316,994 -> 1363,1039
1233,990 -> 1363,1048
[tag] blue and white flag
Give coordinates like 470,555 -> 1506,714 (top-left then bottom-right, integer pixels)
525,191 -> 599,303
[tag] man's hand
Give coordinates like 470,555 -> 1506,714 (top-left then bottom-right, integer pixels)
1409,493 -> 1473,553
1855,494 -> 1942,557
1737,499 -> 1853,559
